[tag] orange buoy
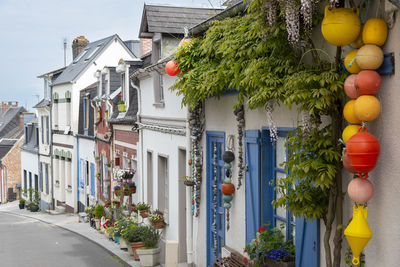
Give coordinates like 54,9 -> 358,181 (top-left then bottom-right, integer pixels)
165,60 -> 180,76
354,95 -> 381,122
344,100 -> 362,124
355,70 -> 381,95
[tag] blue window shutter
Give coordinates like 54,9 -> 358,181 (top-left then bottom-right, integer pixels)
295,218 -> 320,267
90,163 -> 95,196
39,164 -> 43,192
245,130 -> 261,244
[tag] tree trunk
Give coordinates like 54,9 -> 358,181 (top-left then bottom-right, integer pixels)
332,47 -> 344,267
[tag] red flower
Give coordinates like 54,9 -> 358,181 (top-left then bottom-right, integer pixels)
255,240 -> 258,244
258,226 -> 265,232
243,257 -> 248,263
118,93 -> 123,98
244,249 -> 247,253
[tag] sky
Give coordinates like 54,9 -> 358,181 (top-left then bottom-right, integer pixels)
0,0 -> 223,111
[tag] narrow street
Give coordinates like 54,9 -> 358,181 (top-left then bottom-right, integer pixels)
0,212 -> 124,267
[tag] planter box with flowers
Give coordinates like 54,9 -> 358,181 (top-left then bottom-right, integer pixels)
114,218 -> 137,250
244,225 -> 295,267
137,226 -> 162,266
136,202 -> 151,218
121,224 -> 148,261
149,210 -> 165,229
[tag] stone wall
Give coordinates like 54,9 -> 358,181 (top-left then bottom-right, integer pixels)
2,137 -> 24,201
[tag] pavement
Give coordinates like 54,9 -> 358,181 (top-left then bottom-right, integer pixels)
0,201 -> 140,267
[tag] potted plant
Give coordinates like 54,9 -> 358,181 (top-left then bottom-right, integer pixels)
19,199 -> 25,209
122,224 -> 147,260
122,169 -> 135,180
136,226 -> 162,266
149,211 -> 165,229
118,100 -> 126,112
104,200 -> 111,208
116,218 -> 137,251
86,206 -> 96,228
96,172 -> 101,180
136,202 -> 151,218
104,219 -> 114,239
128,182 -> 136,194
29,189 -> 40,212
114,185 -> 121,197
94,204 -> 105,230
244,225 -> 295,267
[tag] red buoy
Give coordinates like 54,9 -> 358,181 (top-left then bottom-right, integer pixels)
343,153 -> 357,173
344,74 -> 359,99
179,37 -> 193,47
355,70 -> 381,95
165,60 -> 180,76
346,127 -> 380,179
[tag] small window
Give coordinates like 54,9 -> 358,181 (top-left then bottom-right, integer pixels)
85,45 -> 101,61
84,97 -> 89,130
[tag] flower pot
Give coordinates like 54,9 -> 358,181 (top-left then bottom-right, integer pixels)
30,205 -> 39,212
129,186 -> 136,194
184,180 -> 196,186
130,242 -> 146,261
263,261 -> 295,267
140,210 -> 149,218
19,203 -> 25,209
137,247 -> 161,266
119,237 -> 129,250
152,220 -> 165,229
115,235 -> 120,244
94,219 -> 100,230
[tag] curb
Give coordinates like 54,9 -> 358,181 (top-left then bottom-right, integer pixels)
0,210 -> 133,267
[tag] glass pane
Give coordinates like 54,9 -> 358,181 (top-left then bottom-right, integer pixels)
276,137 -> 286,168
276,219 -> 287,240
275,172 -> 286,218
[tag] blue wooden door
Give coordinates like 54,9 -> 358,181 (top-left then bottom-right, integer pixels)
260,128 -> 319,267
90,163 -> 95,196
245,130 -> 261,244
206,131 -> 225,266
295,218 -> 319,267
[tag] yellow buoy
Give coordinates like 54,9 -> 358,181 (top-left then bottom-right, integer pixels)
344,100 -> 362,124
321,5 -> 361,46
356,44 -> 384,70
363,18 -> 388,46
354,95 -> 381,121
352,25 -> 364,48
342,125 -> 361,144
345,205 -> 372,266
345,50 -> 361,74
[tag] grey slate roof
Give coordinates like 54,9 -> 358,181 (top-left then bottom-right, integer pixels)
0,139 -> 17,159
37,67 -> 66,79
139,4 -> 224,38
0,107 -> 26,139
53,35 -> 136,86
33,99 -> 51,108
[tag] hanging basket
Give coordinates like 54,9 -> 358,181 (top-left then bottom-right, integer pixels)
129,186 -> 136,194
140,210 -> 149,218
184,180 -> 196,186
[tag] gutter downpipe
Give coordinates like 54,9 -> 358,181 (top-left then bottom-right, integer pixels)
186,114 -> 194,266
130,81 -> 144,202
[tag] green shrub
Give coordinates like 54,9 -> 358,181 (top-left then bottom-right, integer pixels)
114,218 -> 136,237
122,225 -> 147,243
94,204 -> 105,219
19,199 -> 25,204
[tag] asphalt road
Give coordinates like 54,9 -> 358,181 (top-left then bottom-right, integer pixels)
0,212 -> 124,267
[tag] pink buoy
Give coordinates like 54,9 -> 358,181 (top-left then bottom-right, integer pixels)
348,178 -> 374,203
344,74 -> 359,99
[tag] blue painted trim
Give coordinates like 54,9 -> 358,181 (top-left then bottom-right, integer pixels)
75,133 -> 95,140
206,131 -> 225,267
377,53 -> 394,76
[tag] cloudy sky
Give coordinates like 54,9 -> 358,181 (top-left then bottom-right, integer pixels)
0,0 -> 222,111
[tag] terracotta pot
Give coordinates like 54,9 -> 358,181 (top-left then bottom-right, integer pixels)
140,210 -> 149,218
130,242 -> 146,261
129,186 -> 136,194
152,220 -> 165,229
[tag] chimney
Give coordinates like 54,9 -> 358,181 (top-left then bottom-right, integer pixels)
140,38 -> 152,57
72,36 -> 89,60
2,101 -> 18,115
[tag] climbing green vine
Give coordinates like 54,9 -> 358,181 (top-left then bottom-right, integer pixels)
171,2 -> 346,267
